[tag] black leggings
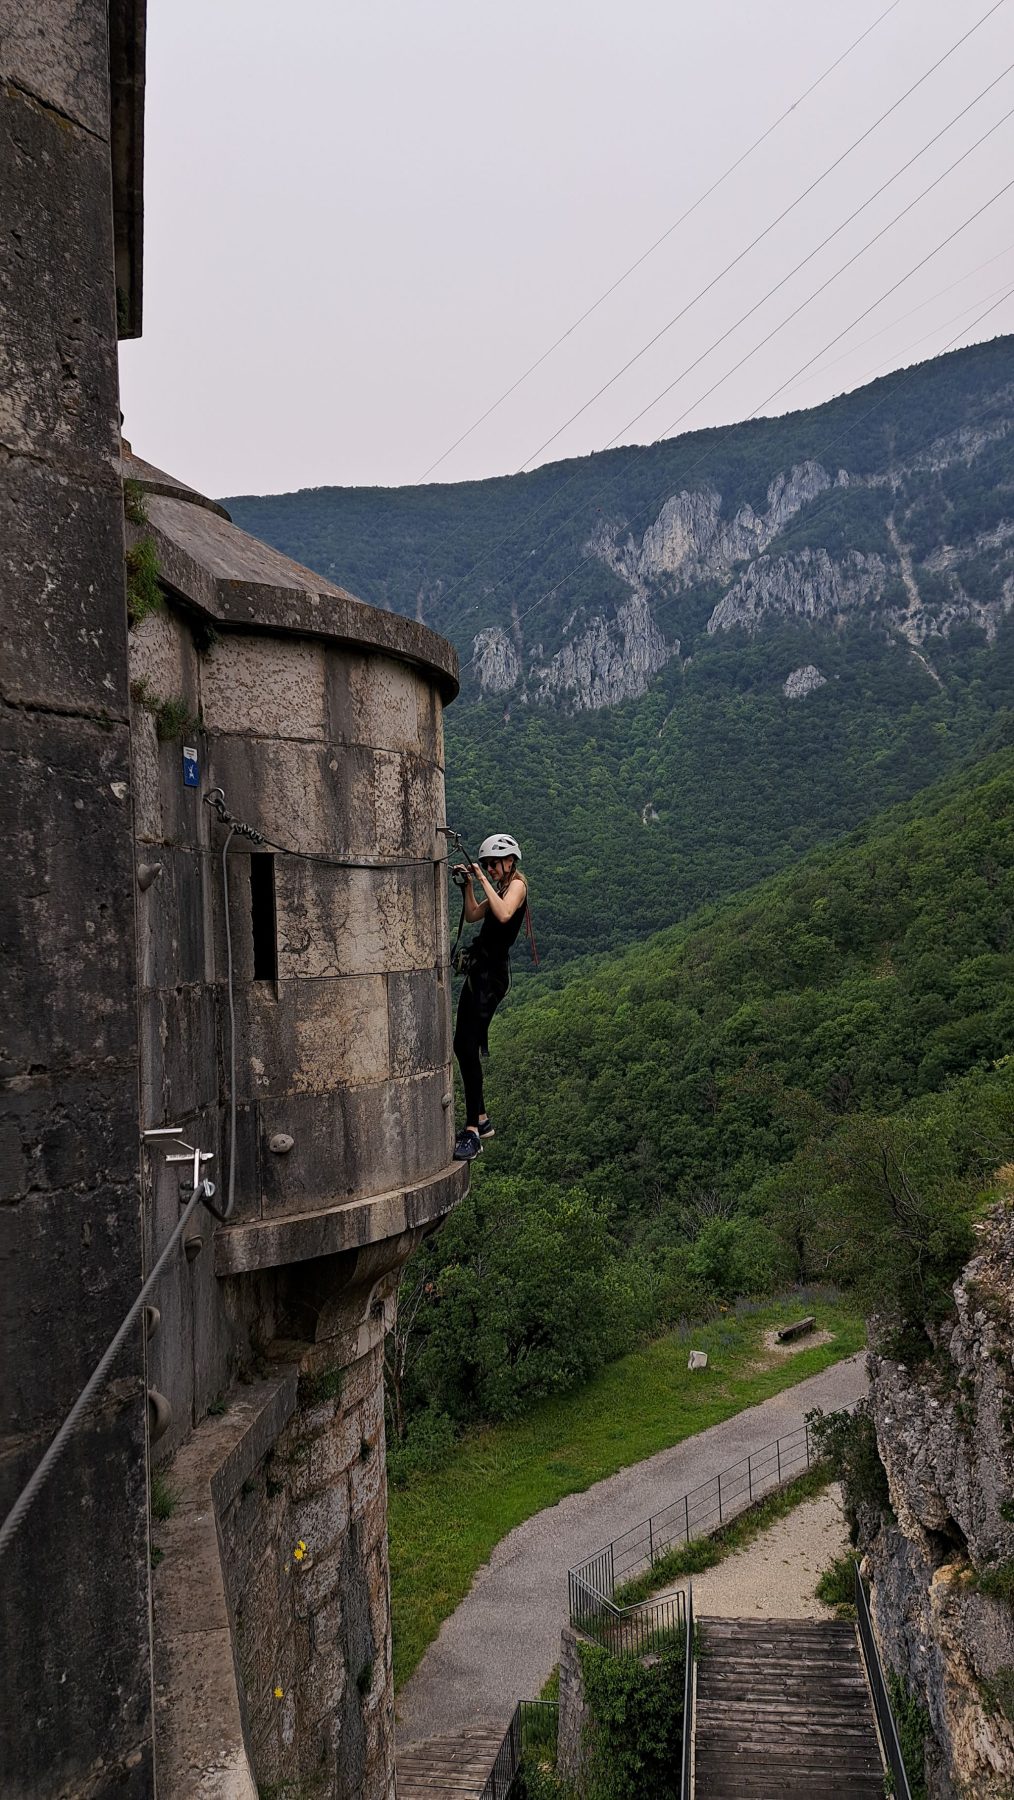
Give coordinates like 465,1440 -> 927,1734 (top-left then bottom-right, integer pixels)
453,965 -> 507,1124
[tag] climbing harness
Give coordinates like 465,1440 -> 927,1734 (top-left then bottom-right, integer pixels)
438,822 -> 540,970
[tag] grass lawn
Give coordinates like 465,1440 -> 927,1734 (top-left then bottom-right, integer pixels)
388,1294 -> 865,1687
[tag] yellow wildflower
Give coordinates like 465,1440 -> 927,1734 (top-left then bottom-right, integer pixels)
274,1686 -> 283,1700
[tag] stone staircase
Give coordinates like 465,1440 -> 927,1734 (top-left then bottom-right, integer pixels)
694,1617 -> 885,1798
396,1722 -> 504,1797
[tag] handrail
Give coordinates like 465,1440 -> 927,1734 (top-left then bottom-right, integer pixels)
854,1561 -> 914,1800
569,1419 -> 817,1616
0,1162 -> 217,1561
568,1570 -> 687,1656
680,1580 -> 695,1800
479,1700 -> 559,1800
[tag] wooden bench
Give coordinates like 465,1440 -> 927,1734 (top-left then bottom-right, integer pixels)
775,1315 -> 816,1343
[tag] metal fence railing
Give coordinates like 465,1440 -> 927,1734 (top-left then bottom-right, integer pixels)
568,1575 -> 688,1658
479,1701 -> 559,1800
569,1420 -> 817,1611
854,1561 -> 914,1800
679,1581 -> 695,1800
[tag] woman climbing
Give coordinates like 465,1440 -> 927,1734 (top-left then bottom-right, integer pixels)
451,832 -> 527,1162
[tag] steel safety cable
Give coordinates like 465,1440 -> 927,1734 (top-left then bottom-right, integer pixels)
407,15 -> 1013,637
221,825 -> 238,1227
0,1174 -> 213,1561
201,789 -> 438,872
417,0 -> 905,482
515,0 -> 1009,474
443,65 -> 1014,637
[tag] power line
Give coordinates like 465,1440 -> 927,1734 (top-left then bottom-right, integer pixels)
772,241 -> 1014,400
638,95 -> 1014,446
643,278 -> 1014,632
514,0 -> 1008,473
418,11 -> 1013,636
466,269 -> 1014,671
751,171 -> 1014,419
416,0 -> 905,482
778,261 -> 1014,401
442,72 -> 1014,644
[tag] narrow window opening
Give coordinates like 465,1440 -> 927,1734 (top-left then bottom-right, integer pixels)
250,854 -> 277,982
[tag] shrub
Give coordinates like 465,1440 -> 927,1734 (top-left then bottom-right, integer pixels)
973,1557 -> 1014,1605
815,1552 -> 857,1618
979,1664 -> 1014,1724
578,1639 -> 686,1799
129,678 -> 199,743
125,535 -> 163,624
886,1669 -> 929,1800
387,1409 -> 457,1487
807,1404 -> 891,1547
123,478 -> 148,527
150,1471 -> 178,1521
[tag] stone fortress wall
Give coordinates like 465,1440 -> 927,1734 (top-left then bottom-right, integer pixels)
0,5 -> 153,1794
0,6 -> 467,1793
126,455 -> 467,1799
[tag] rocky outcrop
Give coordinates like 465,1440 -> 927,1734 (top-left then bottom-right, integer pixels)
532,594 -> 674,711
469,437 -> 1014,711
471,626 -> 520,695
866,1204 -> 1014,1798
783,664 -> 827,700
707,548 -> 887,635
613,460 -> 835,592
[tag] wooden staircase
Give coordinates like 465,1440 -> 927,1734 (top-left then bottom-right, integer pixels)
693,1617 -> 885,1798
396,1722 -> 504,1797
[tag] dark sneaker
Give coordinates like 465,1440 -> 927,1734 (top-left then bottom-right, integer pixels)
453,1128 -> 483,1161
477,1117 -> 495,1140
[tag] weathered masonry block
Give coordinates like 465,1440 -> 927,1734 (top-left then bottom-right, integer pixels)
0,4 -> 152,1794
125,450 -> 467,1798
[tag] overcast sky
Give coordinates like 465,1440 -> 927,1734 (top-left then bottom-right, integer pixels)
118,0 -> 1014,499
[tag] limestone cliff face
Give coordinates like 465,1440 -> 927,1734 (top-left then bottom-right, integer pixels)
866,1205 -> 1014,1798
470,462 -> 832,710
472,626 -> 520,695
532,593 -> 673,711
707,548 -> 888,635
468,436 -> 1014,712
783,664 -> 828,699
630,460 -> 835,590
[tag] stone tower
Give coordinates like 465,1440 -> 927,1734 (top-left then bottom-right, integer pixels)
126,451 -> 466,1797
1,8 -> 466,1796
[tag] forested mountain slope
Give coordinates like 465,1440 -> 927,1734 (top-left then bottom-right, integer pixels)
226,338 -> 1014,963
394,742 -> 1014,1434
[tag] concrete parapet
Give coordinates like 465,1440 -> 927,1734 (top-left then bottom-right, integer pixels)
153,1372 -> 300,1800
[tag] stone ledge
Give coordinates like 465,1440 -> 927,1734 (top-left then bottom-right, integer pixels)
214,1162 -> 469,1275
121,453 -> 459,700
153,1372 -> 299,1800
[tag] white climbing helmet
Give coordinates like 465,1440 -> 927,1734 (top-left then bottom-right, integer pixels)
477,833 -> 522,864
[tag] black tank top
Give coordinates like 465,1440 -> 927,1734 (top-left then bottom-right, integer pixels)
475,887 -> 526,964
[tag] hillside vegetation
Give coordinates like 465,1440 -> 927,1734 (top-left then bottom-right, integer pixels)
224,337 -> 1014,658
227,338 -> 1014,965
391,742 -> 1014,1446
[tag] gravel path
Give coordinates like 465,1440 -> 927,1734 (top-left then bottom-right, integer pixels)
669,1484 -> 849,1619
395,1351 -> 867,1746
